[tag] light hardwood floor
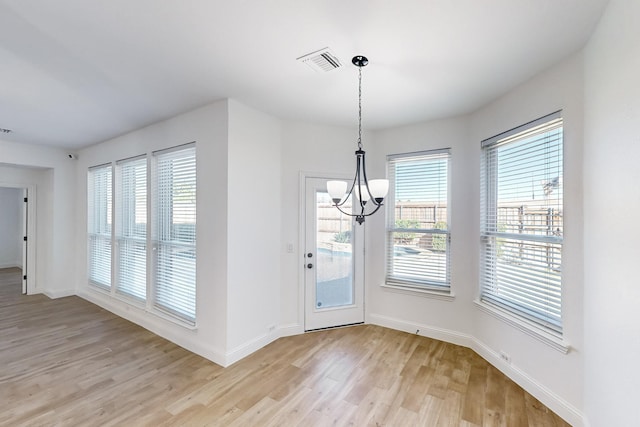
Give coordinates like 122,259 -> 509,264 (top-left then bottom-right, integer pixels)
0,268 -> 570,426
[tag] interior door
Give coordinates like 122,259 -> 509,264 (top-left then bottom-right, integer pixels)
304,177 -> 364,331
21,189 -> 28,294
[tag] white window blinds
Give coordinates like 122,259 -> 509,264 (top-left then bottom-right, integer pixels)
480,112 -> 563,333
115,156 -> 147,301
153,144 -> 196,324
387,149 -> 451,290
88,164 -> 112,289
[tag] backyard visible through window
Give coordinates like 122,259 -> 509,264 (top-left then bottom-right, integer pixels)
315,191 -> 353,308
387,149 -> 451,290
480,112 -> 563,333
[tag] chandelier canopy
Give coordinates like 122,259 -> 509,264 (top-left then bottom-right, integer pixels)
327,55 -> 389,225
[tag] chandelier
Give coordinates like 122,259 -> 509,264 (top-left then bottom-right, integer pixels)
327,55 -> 389,225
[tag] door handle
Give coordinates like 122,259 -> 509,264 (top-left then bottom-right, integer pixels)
307,263 -> 313,269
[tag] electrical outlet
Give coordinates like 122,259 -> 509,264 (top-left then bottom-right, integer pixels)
499,350 -> 512,364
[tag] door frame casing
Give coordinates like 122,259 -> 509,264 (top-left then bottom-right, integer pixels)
0,183 -> 37,294
299,171 -> 364,331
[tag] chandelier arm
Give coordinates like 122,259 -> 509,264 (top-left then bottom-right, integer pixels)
333,195 -> 350,208
358,149 -> 380,206
333,162 -> 360,208
332,197 -> 382,220
355,151 -> 364,203
334,201 -> 382,218
366,203 -> 383,216
334,204 -> 354,217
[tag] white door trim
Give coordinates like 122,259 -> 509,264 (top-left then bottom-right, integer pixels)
0,183 -> 36,294
299,171 -> 364,331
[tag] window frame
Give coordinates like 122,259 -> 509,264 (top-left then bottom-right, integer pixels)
87,163 -> 113,290
479,111 -> 564,338
114,155 -> 148,302
86,142 -> 197,328
151,142 -> 197,325
385,148 -> 452,294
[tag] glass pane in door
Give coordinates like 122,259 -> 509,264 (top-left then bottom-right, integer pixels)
315,191 -> 353,309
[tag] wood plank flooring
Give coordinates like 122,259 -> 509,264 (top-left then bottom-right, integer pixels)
0,268 -> 570,426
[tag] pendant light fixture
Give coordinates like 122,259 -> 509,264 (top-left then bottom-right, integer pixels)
327,55 -> 389,225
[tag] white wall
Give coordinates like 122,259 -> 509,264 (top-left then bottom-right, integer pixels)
0,140 -> 76,297
7,2 -> 635,421
363,53 -> 585,424
469,53 -> 585,425
0,187 -> 22,268
75,99 -> 286,367
583,0 -> 640,425
279,122 -> 367,332
225,100 -> 282,360
367,116 -> 474,341
76,100 -> 231,365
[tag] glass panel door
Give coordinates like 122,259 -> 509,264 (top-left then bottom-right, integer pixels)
315,190 -> 353,309
304,177 -> 364,331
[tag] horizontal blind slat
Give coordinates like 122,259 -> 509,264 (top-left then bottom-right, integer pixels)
153,145 -> 196,324
87,165 -> 113,288
387,149 -> 450,289
480,114 -> 563,333
116,157 -> 147,301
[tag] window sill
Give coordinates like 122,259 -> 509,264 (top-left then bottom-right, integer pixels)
474,300 -> 570,354
381,282 -> 455,301
88,281 -> 111,294
150,306 -> 197,331
86,282 -> 197,331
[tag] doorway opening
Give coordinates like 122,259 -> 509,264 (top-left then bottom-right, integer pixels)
0,185 -> 34,294
303,175 -> 365,331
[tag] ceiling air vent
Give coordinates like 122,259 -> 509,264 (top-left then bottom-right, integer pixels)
297,48 -> 342,72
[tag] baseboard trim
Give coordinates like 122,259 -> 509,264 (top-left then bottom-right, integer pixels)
225,331 -> 279,367
368,312 -> 584,427
279,323 -> 304,338
369,313 -> 473,348
471,339 -> 584,426
43,288 -> 75,299
67,290 -> 586,425
224,323 -> 303,367
77,289 -> 227,367
0,263 -> 21,269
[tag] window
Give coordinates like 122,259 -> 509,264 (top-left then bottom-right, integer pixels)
87,143 -> 197,326
386,149 -> 451,291
480,112 -> 563,334
88,164 -> 112,289
153,144 -> 197,324
115,156 -> 147,301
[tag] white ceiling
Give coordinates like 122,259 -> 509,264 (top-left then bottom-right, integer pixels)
0,0 -> 608,149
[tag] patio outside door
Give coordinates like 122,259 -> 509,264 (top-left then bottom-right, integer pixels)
304,177 -> 364,331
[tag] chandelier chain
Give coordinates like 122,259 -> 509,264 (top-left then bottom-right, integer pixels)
358,66 -> 362,150
327,55 -> 387,225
